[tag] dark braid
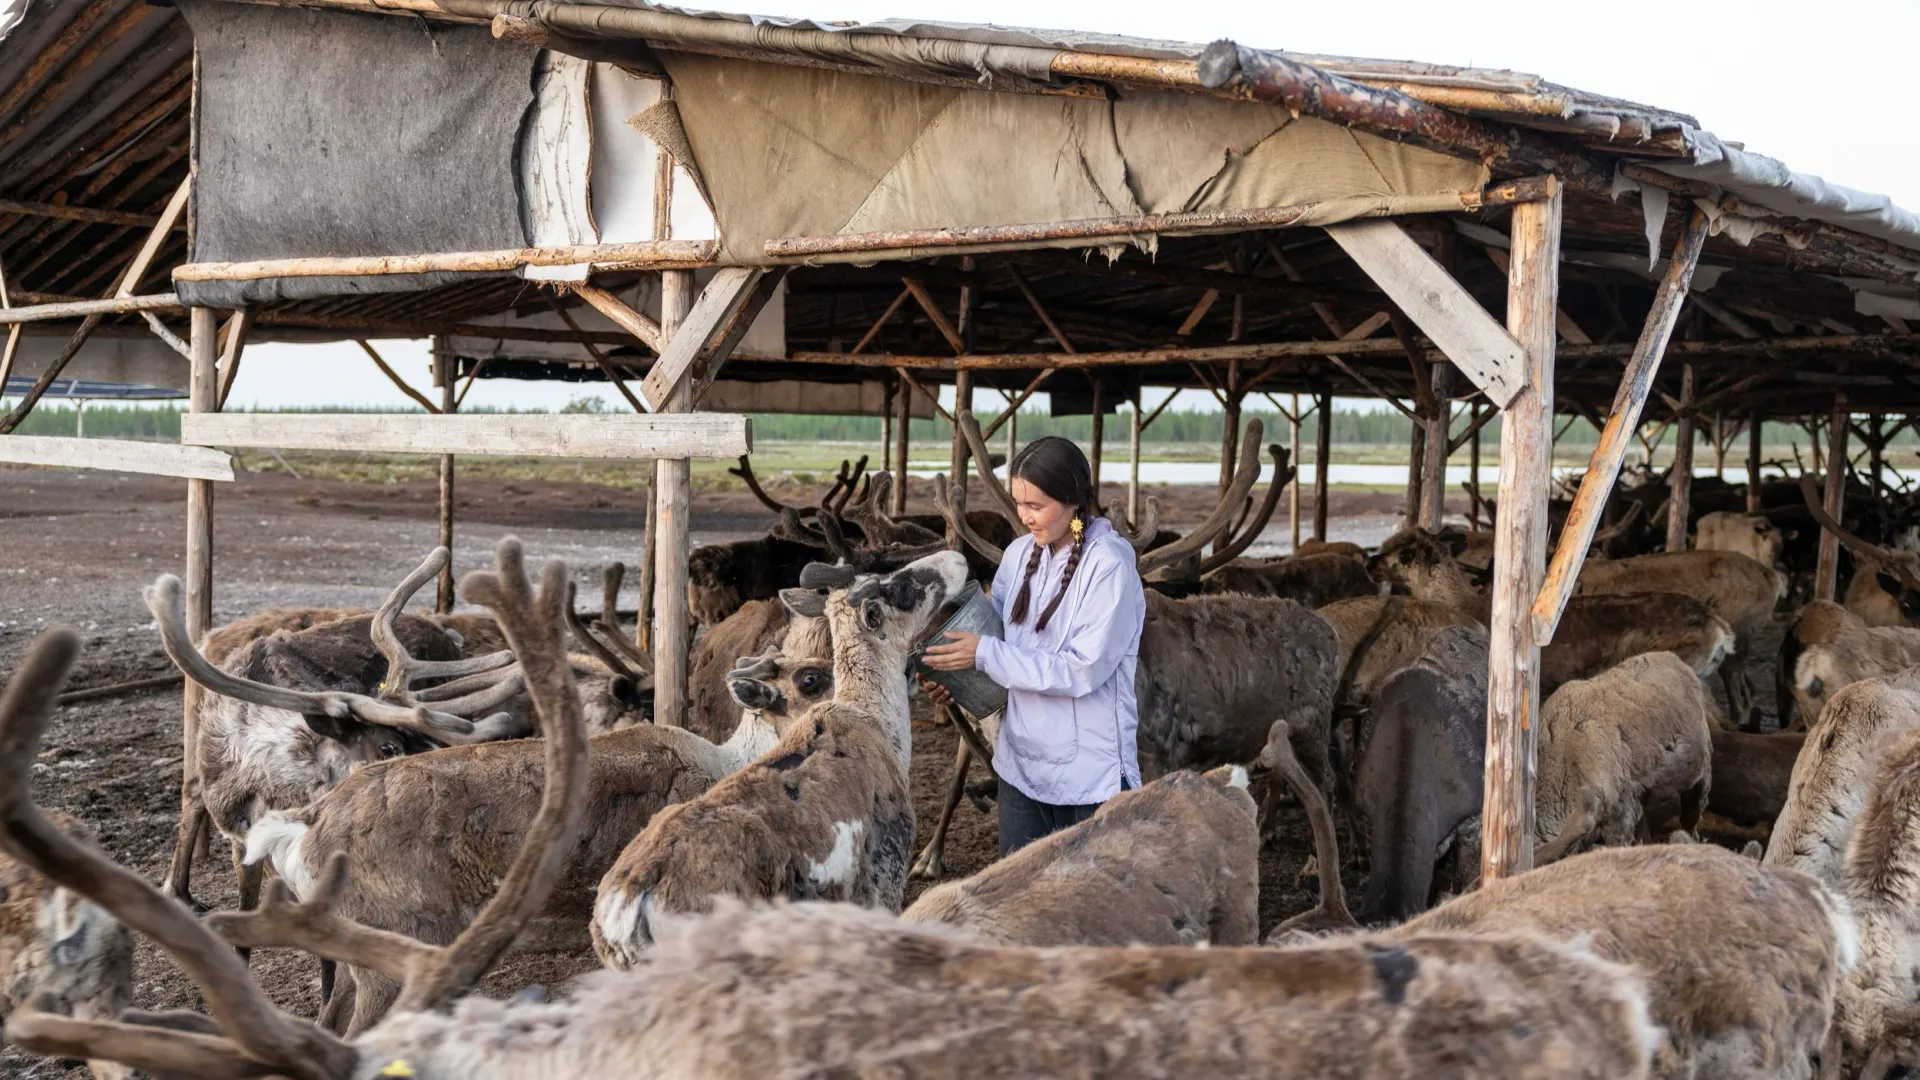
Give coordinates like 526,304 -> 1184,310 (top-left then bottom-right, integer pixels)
1007,541 -> 1046,626
1033,514 -> 1086,632
1003,435 -> 1097,631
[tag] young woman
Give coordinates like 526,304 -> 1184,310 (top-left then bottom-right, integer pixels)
920,436 -> 1147,856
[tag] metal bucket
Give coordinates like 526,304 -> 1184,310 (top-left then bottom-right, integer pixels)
912,580 -> 1008,719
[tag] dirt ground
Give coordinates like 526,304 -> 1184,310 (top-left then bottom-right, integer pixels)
0,463 -> 1728,1075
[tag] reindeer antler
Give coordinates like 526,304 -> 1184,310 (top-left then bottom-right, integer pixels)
730,454 -> 812,518
1138,418 -> 1269,578
0,629 -> 358,1080
210,538 -> 594,1016
1195,444 -> 1293,577
1799,472 -> 1920,591
144,576 -> 509,742
935,473 -> 1006,564
371,548 -> 518,691
565,582 -> 649,680
832,454 -> 870,514
956,412 -> 1022,526
1109,495 -> 1164,555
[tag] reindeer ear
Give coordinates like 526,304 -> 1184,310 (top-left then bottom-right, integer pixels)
779,588 -> 828,619
301,712 -> 358,746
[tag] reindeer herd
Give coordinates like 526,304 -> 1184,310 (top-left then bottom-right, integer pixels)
10,412 -> 1920,1076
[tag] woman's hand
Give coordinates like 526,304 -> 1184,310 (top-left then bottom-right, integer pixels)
920,631 -> 981,672
916,675 -> 956,711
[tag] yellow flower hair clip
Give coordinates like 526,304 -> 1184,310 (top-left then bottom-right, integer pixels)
1069,516 -> 1085,540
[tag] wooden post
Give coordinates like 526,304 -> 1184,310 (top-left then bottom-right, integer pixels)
1088,379 -> 1105,505
1816,396 -> 1849,602
1313,390 -> 1332,541
651,271 -> 695,728
1712,413 -> 1727,479
1468,401 -> 1483,528
1870,414 -> 1886,497
881,381 -> 893,480
1290,392 -> 1303,549
1420,363 -> 1452,529
1404,420 -> 1425,530
180,306 -> 218,872
892,372 -> 910,515
1483,180 -> 1561,883
1666,363 -> 1695,553
1129,397 -> 1143,525
947,371 -> 973,545
434,338 -> 456,613
1747,411 -> 1764,512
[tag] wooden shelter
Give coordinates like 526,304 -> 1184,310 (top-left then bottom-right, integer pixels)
5,0 -> 1920,880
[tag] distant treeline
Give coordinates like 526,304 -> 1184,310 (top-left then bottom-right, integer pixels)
2,398 -> 1890,452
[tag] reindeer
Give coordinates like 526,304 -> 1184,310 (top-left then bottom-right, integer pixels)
1778,600 -> 1920,729
0,811 -> 133,1080
157,549 -> 651,912
902,764 -> 1261,947
1397,844 -> 1856,1080
916,414 -> 1340,877
1369,528 -> 1736,695
590,551 -> 970,967
245,607 -> 834,1034
0,578 -> 1661,1080
1829,725 -> 1920,1077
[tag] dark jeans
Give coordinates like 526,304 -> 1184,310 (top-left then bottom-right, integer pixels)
996,773 -> 1128,858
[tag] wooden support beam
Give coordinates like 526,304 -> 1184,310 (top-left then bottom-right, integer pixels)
1420,362 -> 1452,528
1483,177 -> 1562,884
1088,379 -> 1106,499
173,240 -> 717,283
358,340 -> 442,413
435,340 -> 457,614
1176,289 -> 1219,336
0,292 -> 182,324
0,435 -> 233,480
1289,392 -> 1303,549
902,277 -> 967,355
1321,353 -> 1418,422
1483,245 -> 1590,345
1005,264 -> 1076,354
118,178 -> 191,298
853,288 -> 911,355
549,298 -> 647,413
640,267 -> 784,409
182,306 -> 218,871
0,259 -> 19,393
181,413 -> 751,458
981,368 -> 1053,440
0,198 -> 181,229
894,367 -> 954,424
948,370 -> 974,547
1313,390 -> 1332,541
1129,393 -> 1145,524
1449,400 -> 1499,454
652,271 -> 695,729
1817,396 -> 1849,602
1466,401 -> 1484,528
1667,363 -> 1696,552
892,372 -> 911,515
216,311 -> 252,411
1327,219 -> 1527,408
1531,208 -> 1709,644
573,284 -> 664,353
1747,410 -> 1764,512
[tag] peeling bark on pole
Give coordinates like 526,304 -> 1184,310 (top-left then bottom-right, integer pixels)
180,306 -> 218,884
892,372 -> 910,515
1666,363 -> 1695,553
435,339 -> 456,614
1420,363 -> 1452,529
652,271 -> 695,728
1816,396 -> 1849,602
1482,181 -> 1562,883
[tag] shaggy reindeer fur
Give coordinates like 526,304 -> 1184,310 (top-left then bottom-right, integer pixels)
1695,511 -> 1788,569
1135,591 -> 1338,796
590,551 -> 968,968
1197,551 -> 1380,607
686,535 -> 825,627
1648,730 -> 1804,839
1573,549 -> 1784,726
1316,595 -> 1482,710
0,811 -> 132,1080
1369,529 -> 1736,694
1353,626 -> 1488,921
687,597 -> 788,742
1780,600 -> 1920,729
1832,726 -> 1920,1075
247,621 -> 834,1034
902,766 -> 1259,947
1534,652 -> 1714,863
1400,844 -> 1856,1080
1766,667 -> 1920,888
360,902 -> 1661,1080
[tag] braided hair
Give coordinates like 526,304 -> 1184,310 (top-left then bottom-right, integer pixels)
1005,436 -> 1097,633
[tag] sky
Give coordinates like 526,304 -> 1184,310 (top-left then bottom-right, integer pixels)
139,0 -> 1920,413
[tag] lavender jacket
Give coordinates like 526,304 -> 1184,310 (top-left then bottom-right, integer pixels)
975,516 -> 1145,806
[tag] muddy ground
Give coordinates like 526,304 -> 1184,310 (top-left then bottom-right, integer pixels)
0,464 -> 1765,1075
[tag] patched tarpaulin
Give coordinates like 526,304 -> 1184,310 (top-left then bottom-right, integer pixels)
176,0 -> 538,307
656,50 -> 1490,264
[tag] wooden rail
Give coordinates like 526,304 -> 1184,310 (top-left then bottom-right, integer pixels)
180,413 -> 751,459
